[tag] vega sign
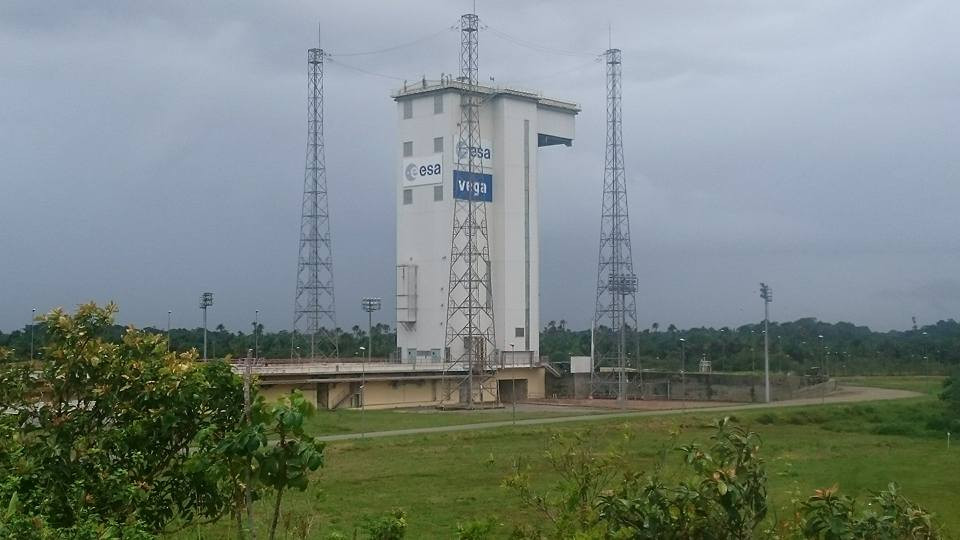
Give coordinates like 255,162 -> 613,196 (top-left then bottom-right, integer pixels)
401,153 -> 443,187
453,170 -> 493,202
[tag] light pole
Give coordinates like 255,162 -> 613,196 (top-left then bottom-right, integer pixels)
760,283 -> 772,403
818,334 -> 825,403
242,348 -> 254,535
360,298 -> 380,435
359,345 -> 367,437
361,298 -> 382,366
817,334 -> 825,374
167,310 -> 172,352
922,331 -> 929,374
719,328 -> 726,372
199,292 -> 213,360
679,337 -> 687,410
253,309 -> 260,359
510,343 -> 517,424
30,308 -> 36,360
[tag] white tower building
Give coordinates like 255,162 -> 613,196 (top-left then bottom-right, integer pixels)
393,79 -> 578,366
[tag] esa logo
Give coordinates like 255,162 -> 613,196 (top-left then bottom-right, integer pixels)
456,141 -> 492,162
404,162 -> 441,182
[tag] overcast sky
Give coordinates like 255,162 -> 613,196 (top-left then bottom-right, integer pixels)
2,1 -> 958,334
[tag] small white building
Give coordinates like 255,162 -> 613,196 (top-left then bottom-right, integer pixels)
393,79 -> 578,365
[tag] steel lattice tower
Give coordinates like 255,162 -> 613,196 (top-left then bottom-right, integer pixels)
442,12 -> 498,407
592,48 -> 638,402
293,45 -> 338,360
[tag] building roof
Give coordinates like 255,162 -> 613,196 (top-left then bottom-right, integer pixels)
392,77 -> 580,114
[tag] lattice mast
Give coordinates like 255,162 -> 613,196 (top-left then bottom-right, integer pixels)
293,41 -> 338,360
592,48 -> 638,402
443,12 -> 498,407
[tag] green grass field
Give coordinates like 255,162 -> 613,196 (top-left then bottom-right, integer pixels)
839,375 -> 945,395
177,376 -> 957,539
302,406 -> 605,436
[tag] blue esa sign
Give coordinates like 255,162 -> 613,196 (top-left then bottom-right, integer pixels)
453,170 -> 493,202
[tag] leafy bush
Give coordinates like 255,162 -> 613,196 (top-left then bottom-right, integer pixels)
797,483 -> 939,539
506,418 -> 941,539
456,518 -> 496,539
0,303 -> 248,534
361,509 -> 407,539
0,304 -> 325,539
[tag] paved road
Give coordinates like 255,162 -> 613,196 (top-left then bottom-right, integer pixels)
318,385 -> 919,442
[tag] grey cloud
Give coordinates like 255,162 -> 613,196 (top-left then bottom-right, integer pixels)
1,0 -> 957,334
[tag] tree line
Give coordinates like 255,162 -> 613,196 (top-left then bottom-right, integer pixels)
544,317 -> 959,375
0,321 -> 397,361
2,315 -> 958,375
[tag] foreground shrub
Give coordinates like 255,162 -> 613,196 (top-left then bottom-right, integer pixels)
0,303 -> 248,534
506,418 -> 940,539
0,303 -> 324,539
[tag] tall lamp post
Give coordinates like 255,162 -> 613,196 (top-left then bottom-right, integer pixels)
922,331 -> 929,374
679,337 -> 687,410
253,309 -> 260,359
167,310 -> 172,352
360,297 -> 381,422
358,345 -> 367,437
818,334 -> 825,404
760,283 -> 772,403
510,343 -> 517,424
30,308 -> 36,360
199,292 -> 213,360
361,298 -> 381,365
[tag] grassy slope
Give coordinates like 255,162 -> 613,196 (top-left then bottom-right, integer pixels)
181,377 -> 957,539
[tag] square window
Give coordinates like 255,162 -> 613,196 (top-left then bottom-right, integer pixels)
403,189 -> 413,205
433,94 -> 443,114
515,327 -> 525,338
403,100 -> 413,119
433,136 -> 443,153
402,141 -> 413,157
434,185 -> 443,201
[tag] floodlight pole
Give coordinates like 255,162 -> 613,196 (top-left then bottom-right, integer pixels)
30,308 -> 36,360
254,309 -> 260,359
510,343 -> 516,424
167,310 -> 172,352
199,292 -> 213,360
760,283 -> 772,403
242,348 -> 254,537
360,297 -> 382,429
358,346 -> 366,438
361,297 -> 382,363
679,337 -> 687,410
818,334 -> 825,404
